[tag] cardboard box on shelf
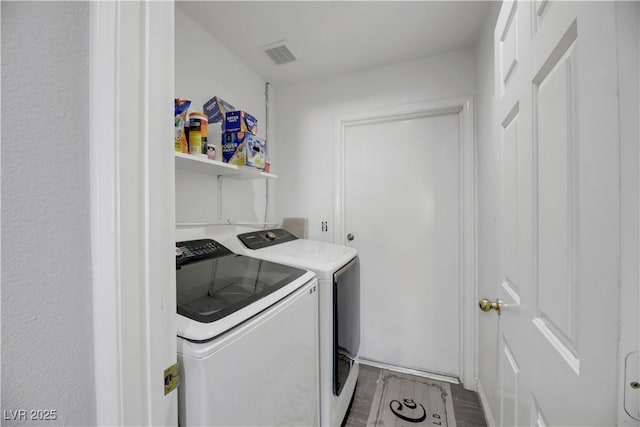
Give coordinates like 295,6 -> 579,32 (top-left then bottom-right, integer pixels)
174,98 -> 191,153
224,110 -> 258,135
222,132 -> 267,170
203,96 -> 235,124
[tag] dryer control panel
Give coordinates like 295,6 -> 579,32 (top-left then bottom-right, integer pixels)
238,228 -> 298,250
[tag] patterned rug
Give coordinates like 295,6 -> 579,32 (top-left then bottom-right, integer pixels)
366,370 -> 457,427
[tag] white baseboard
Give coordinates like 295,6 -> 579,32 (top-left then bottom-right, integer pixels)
357,357 -> 460,385
476,379 -> 496,427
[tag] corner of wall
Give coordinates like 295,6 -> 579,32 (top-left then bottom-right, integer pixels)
174,6 -> 274,225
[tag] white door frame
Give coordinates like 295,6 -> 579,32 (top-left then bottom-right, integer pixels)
334,97 -> 477,389
90,1 -> 176,425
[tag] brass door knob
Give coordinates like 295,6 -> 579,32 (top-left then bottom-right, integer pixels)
479,298 -> 502,315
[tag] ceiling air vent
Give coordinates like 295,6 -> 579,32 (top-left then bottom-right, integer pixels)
264,43 -> 297,65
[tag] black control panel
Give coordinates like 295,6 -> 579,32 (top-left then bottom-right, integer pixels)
237,228 -> 298,250
176,239 -> 233,267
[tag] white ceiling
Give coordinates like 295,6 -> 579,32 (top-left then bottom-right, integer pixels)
177,1 -> 492,86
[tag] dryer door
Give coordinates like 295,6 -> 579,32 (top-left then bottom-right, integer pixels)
333,256 -> 360,396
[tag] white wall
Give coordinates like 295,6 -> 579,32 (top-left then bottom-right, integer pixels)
175,6 -> 276,225
274,49 -> 477,242
474,3 -> 500,424
1,2 -> 96,425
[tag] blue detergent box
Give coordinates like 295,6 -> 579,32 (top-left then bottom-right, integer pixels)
224,110 -> 258,135
222,132 -> 267,170
203,96 -> 235,124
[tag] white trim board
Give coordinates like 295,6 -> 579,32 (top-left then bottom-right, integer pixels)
476,378 -> 497,427
358,358 -> 460,385
90,2 -> 177,425
90,3 -> 121,423
334,96 -> 477,390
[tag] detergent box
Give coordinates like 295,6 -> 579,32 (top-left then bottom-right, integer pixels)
203,96 -> 235,124
222,132 -> 267,170
224,110 -> 258,135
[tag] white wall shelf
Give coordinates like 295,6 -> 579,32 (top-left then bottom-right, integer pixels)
174,152 -> 276,180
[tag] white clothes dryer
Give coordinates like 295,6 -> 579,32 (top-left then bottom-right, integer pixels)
213,227 -> 360,427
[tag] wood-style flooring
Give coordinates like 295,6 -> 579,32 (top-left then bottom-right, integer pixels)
343,364 -> 487,427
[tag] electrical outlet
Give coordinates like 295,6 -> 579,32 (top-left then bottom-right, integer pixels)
321,221 -> 328,232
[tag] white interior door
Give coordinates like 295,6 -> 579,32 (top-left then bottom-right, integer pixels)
344,112 -> 462,378
488,1 -> 622,425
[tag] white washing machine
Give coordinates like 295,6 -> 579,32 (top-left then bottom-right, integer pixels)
210,227 -> 360,427
176,238 -> 320,426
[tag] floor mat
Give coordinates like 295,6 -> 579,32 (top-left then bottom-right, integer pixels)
366,370 -> 457,427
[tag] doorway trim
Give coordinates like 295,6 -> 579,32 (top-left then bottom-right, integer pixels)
334,96 -> 477,389
90,1 -> 177,425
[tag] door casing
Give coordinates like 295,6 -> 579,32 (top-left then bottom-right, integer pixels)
90,1 -> 177,425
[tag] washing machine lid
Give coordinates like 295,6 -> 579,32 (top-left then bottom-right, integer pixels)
176,239 -> 314,342
237,230 -> 358,279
